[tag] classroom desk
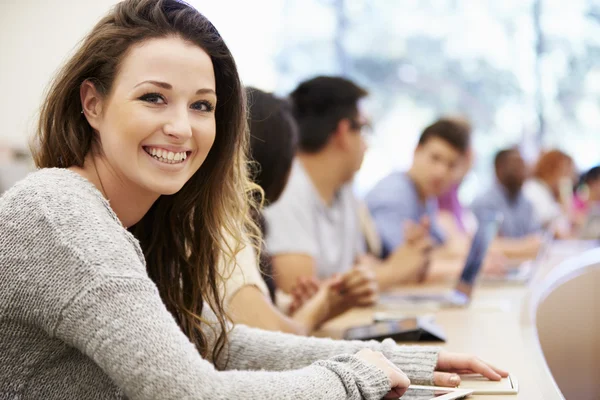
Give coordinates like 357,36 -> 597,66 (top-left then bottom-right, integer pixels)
315,241 -> 600,400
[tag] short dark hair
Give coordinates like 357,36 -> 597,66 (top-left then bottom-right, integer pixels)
583,165 -> 600,185
418,117 -> 471,154
494,147 -> 520,170
247,87 -> 298,205
290,76 -> 368,153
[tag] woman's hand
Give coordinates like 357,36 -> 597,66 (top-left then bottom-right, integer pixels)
433,351 -> 509,387
355,349 -> 411,399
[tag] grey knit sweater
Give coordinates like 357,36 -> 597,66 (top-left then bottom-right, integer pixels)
0,168 -> 439,400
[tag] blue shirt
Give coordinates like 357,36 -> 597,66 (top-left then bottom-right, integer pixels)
365,172 -> 446,258
470,182 -> 541,238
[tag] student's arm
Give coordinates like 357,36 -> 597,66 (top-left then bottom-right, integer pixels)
263,184 -> 320,293
272,253 -> 318,293
228,285 -> 312,335
490,234 -> 542,260
366,220 -> 435,290
227,323 -> 507,386
54,273 -> 398,400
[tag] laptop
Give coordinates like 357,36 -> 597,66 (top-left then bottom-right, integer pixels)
485,229 -> 554,284
580,203 -> 600,240
379,211 -> 503,308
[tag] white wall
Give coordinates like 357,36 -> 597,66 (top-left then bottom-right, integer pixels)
0,0 -> 282,150
0,0 -> 121,149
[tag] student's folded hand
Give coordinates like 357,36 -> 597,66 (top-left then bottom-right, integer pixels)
404,217 -> 432,247
340,265 -> 379,306
482,250 -> 508,277
386,230 -> 434,283
433,351 -> 509,386
289,276 -> 321,314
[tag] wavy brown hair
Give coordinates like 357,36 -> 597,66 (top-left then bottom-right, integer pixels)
31,0 -> 257,368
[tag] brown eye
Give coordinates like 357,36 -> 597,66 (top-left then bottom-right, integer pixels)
139,93 -> 166,104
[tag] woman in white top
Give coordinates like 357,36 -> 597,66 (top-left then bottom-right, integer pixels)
222,88 -> 354,335
524,149 -> 575,234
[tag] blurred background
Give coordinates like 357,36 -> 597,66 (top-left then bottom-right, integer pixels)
2,0 -> 600,200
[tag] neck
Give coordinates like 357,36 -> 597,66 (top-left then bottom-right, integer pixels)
298,151 -> 345,206
501,182 -> 520,201
70,154 -> 159,228
407,167 -> 427,202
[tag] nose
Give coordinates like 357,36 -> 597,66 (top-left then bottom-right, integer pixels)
163,106 -> 192,141
432,163 -> 447,179
361,135 -> 369,152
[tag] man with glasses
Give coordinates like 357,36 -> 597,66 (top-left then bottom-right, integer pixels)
264,76 -> 432,311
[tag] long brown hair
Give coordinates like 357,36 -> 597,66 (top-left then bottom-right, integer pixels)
533,149 -> 574,196
32,0 -> 257,368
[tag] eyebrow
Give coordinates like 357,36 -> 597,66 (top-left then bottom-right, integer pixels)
134,80 -> 216,95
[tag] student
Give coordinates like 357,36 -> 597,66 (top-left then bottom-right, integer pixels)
575,165 -> 600,212
0,0 -> 506,397
263,76 -> 433,301
523,149 -> 575,232
437,142 -> 474,236
470,148 -> 542,259
366,118 -> 471,259
472,148 -> 541,238
223,87 -> 348,334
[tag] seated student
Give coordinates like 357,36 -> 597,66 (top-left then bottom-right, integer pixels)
366,117 -> 471,259
0,1 -> 508,397
575,165 -> 600,213
472,148 -> 540,237
471,148 -> 542,259
264,76 -> 432,301
222,87 -> 348,334
523,149 -> 576,235
437,141 -> 475,236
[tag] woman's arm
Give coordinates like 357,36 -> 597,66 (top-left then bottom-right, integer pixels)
53,275 -> 391,400
225,323 -> 439,385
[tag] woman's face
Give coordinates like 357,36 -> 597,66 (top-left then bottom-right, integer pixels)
83,36 -> 217,196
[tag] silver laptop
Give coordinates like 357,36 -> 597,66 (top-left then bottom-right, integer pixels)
379,211 -> 503,308
486,229 -> 554,284
580,203 -> 600,240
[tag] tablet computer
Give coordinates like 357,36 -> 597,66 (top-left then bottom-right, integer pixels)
403,385 -> 473,399
458,374 -> 519,395
343,317 -> 446,342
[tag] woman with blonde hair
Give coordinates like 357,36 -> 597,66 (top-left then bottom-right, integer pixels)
0,0 -> 506,398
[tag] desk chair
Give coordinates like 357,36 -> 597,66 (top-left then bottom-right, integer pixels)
533,248 -> 600,400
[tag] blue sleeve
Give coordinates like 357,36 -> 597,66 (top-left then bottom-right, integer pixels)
366,176 -> 419,257
427,201 -> 446,244
470,196 -> 489,226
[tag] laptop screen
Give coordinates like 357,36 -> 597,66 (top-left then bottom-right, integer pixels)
458,211 -> 502,287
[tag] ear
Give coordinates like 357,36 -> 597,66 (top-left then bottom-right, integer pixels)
80,80 -> 104,131
413,144 -> 422,157
333,118 -> 353,150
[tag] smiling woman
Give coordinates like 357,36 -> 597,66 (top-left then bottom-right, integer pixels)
0,0 -> 507,399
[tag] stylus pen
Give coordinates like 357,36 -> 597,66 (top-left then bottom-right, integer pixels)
408,384 -> 462,391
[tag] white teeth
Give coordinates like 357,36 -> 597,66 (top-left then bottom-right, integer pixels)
145,147 -> 188,164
